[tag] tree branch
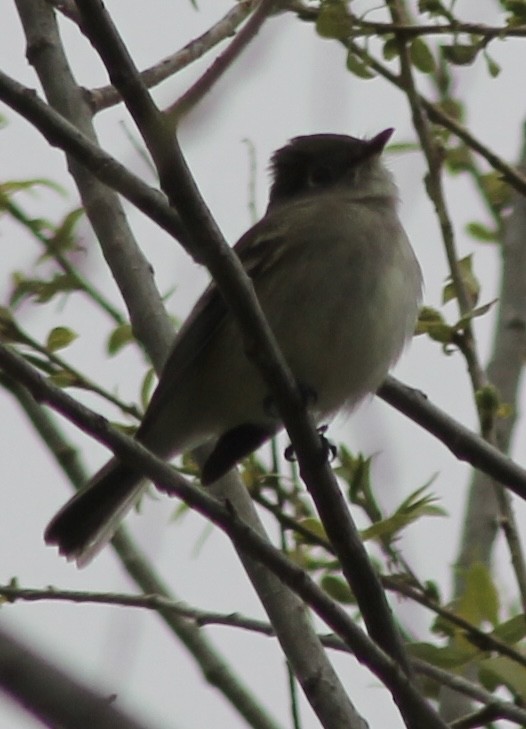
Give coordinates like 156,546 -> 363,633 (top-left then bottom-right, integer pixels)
0,340 -> 450,729
379,377 -> 526,501
88,2 -> 256,113
166,0 -> 277,120
15,0 -> 174,370
72,0 -> 419,701
0,626 -> 162,729
3,582 -> 526,726
2,376 -> 282,729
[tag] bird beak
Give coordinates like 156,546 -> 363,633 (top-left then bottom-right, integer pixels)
367,128 -> 394,154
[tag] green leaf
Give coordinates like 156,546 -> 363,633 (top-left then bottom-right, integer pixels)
441,43 -> 480,66
410,38 -> 435,73
483,50 -> 501,78
140,367 -> 156,411
46,326 -> 78,352
240,453 -> 272,490
0,307 -> 23,342
455,562 -> 500,627
408,641 -> 477,669
48,370 -> 81,388
415,307 -> 454,344
453,300 -> 498,332
503,0 -> 526,23
382,37 -> 399,61
297,517 -> 327,542
321,574 -> 355,604
418,0 -> 449,16
465,221 -> 498,243
490,614 -> 526,645
479,655 -> 526,699
346,51 -> 375,79
445,145 -> 472,174
110,421 -> 138,436
479,171 -> 512,210
316,1 -> 352,40
0,178 -> 66,199
40,208 -> 84,260
107,323 -> 134,356
442,255 -> 480,307
436,97 -> 465,122
423,580 -> 441,604
10,272 -> 79,306
336,448 -> 382,520
475,384 -> 500,423
361,484 -> 445,544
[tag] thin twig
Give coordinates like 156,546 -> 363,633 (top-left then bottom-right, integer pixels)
412,658 -> 526,726
166,0 -> 277,121
0,341 -> 450,729
3,372 -> 282,729
334,42 -> 526,198
256,491 -> 526,670
87,2 -> 256,112
3,196 -> 125,324
2,582 -> 526,726
291,4 -> 526,38
0,72 -> 186,242
3,68 -> 526,500
6,318 -> 142,419
390,0 -> 486,396
15,0 -> 174,370
390,0 -> 526,617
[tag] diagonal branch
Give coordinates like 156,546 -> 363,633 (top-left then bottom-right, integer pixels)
166,0 -> 277,120
72,0 -> 416,692
379,377 -> 526,500
2,376 -> 282,729
0,340 -> 450,729
0,626 -> 162,729
88,2 -> 256,113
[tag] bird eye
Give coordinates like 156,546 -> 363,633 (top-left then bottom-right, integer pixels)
307,164 -> 337,187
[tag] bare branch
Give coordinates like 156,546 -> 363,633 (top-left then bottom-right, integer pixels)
44,0 -> 80,24
3,580 -> 526,726
0,625 -> 162,729
2,377 -> 283,729
3,195 -> 125,324
379,377 -> 526,501
167,0 -> 276,120
88,2 -> 256,113
0,340 -> 450,729
454,128 -> 526,599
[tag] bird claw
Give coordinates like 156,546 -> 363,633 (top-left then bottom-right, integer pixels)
284,425 -> 337,464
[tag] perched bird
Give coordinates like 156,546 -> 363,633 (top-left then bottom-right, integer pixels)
45,129 -> 422,566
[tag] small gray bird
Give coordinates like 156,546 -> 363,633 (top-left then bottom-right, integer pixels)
45,129 -> 422,565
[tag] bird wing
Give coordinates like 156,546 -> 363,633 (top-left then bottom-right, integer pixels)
137,215 -> 288,438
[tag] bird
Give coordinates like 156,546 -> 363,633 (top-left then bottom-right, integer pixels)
45,128 -> 422,566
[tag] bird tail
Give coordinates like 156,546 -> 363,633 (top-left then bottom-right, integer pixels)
44,458 -> 145,567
